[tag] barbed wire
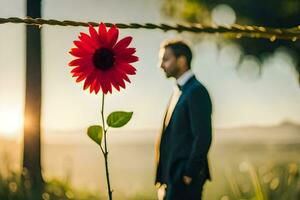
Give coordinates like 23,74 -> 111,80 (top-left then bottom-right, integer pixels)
0,17 -> 300,41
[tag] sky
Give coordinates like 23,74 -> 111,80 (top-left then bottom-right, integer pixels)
0,0 -> 299,138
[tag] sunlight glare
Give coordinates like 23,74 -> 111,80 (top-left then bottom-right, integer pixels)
0,109 -> 23,138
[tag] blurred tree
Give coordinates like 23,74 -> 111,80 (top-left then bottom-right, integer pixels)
23,0 -> 44,193
161,0 -> 300,82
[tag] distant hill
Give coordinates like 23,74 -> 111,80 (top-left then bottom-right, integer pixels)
1,121 -> 299,145
218,120 -> 300,134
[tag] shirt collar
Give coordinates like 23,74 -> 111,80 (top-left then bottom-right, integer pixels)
176,70 -> 194,87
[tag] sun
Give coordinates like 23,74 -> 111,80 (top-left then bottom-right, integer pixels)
0,109 -> 23,138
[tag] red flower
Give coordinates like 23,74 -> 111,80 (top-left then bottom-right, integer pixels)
68,23 -> 138,94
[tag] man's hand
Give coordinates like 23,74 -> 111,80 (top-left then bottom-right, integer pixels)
183,176 -> 192,185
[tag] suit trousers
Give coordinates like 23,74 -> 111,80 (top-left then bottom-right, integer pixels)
161,177 -> 206,200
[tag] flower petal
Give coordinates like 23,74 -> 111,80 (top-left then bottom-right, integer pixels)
113,36 -> 132,52
72,72 -> 82,77
79,32 -> 99,49
76,74 -> 86,82
68,58 -> 89,67
89,25 -> 100,43
118,71 -> 131,84
108,70 -> 121,91
73,40 -> 95,53
100,75 -> 110,94
83,72 -> 96,90
117,63 -> 136,75
98,23 -> 108,46
91,70 -> 103,94
69,48 -> 91,57
71,67 -> 83,74
115,72 -> 126,88
89,79 -> 97,93
93,78 -> 101,94
115,48 -> 136,56
116,54 -> 139,64
107,25 -> 119,48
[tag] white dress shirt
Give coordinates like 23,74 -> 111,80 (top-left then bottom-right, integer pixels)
176,70 -> 194,87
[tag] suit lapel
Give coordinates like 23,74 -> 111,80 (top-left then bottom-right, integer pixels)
154,75 -> 196,166
164,76 -> 196,128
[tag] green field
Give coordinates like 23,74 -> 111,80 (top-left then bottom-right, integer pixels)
1,123 -> 299,199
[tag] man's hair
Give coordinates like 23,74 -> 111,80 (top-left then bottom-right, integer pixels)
161,39 -> 193,68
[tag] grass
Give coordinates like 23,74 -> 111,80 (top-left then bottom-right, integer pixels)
1,162 -> 299,200
220,161 -> 300,200
0,170 -> 101,200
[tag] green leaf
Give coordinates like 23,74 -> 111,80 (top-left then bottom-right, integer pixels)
107,111 -> 133,128
87,125 -> 103,145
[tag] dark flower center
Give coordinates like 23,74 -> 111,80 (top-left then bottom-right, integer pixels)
92,48 -> 115,70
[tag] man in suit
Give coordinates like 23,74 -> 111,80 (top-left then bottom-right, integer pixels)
155,39 -> 212,200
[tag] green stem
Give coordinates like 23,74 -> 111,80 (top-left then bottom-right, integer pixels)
101,93 -> 113,200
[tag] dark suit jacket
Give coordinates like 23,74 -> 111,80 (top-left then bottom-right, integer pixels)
155,75 -> 212,186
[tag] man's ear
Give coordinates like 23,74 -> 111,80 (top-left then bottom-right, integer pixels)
177,55 -> 187,68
